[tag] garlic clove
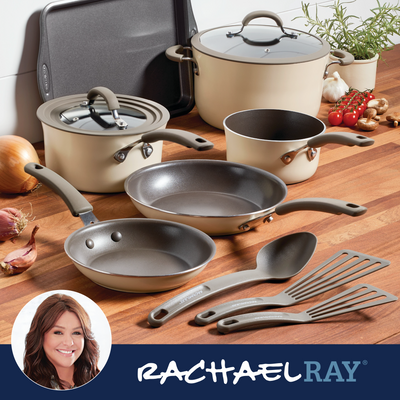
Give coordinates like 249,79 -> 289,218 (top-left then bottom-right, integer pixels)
0,225 -> 39,276
0,207 -> 29,241
322,71 -> 349,102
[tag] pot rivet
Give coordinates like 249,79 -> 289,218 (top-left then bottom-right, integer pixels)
85,239 -> 95,249
111,231 -> 122,242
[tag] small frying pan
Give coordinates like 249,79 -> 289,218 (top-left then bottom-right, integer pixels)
124,159 -> 367,236
24,163 -> 216,293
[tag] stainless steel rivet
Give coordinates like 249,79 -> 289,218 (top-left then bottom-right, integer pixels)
111,231 -> 122,242
85,239 -> 95,249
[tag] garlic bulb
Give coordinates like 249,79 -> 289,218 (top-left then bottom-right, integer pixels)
322,71 -> 349,102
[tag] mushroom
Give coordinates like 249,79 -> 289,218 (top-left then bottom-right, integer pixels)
367,98 -> 389,114
357,108 -> 379,131
386,112 -> 400,127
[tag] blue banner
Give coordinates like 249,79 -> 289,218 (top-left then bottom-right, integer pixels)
2,344 -> 399,398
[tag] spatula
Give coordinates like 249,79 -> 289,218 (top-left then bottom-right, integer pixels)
195,250 -> 390,325
217,283 -> 397,333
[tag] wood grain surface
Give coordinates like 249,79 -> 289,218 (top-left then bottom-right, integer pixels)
1,46 -> 399,345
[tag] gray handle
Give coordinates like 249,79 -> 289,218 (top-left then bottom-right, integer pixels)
86,86 -> 120,111
217,311 -> 304,334
275,198 -> 367,217
331,49 -> 355,66
141,129 -> 214,150
114,129 -> 214,163
324,50 -> 354,78
307,132 -> 374,149
166,45 -> 185,63
242,10 -> 284,29
148,269 -> 267,327
24,163 -> 93,217
195,296 -> 282,325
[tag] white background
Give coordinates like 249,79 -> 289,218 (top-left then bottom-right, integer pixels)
0,0 -> 398,143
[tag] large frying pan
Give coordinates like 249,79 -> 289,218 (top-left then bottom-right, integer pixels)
124,160 -> 367,236
24,163 -> 216,293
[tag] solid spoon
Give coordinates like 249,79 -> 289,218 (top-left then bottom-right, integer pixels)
148,232 -> 317,327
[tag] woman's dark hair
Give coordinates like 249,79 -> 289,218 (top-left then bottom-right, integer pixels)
23,293 -> 100,389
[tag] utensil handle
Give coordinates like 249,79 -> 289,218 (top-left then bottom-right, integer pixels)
24,163 -> 93,217
148,269 -> 266,327
275,198 -> 367,217
195,296 -> 282,325
217,311 -> 304,334
307,132 -> 374,149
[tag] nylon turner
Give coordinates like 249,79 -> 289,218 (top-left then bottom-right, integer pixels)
217,283 -> 398,333
195,250 -> 391,325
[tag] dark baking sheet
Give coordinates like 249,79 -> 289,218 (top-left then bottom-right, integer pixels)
37,0 -> 196,117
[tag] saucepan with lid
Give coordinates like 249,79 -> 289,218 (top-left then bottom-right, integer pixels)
36,86 -> 214,193
166,10 -> 354,129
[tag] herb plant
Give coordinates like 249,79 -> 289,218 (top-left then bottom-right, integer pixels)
295,0 -> 400,60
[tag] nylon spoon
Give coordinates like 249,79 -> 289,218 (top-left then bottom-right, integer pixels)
148,232 -> 317,327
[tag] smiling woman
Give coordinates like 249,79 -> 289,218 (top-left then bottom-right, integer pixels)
22,293 -> 101,390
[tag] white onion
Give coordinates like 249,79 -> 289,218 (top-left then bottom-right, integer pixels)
0,135 -> 40,194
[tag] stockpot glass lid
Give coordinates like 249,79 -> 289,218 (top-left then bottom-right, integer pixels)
191,11 -> 330,64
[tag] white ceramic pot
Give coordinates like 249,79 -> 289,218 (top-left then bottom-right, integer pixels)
36,87 -> 213,193
224,109 -> 374,184
166,10 -> 354,130
327,53 -> 379,91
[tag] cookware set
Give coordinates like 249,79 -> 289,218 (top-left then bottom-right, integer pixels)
28,0 -> 396,337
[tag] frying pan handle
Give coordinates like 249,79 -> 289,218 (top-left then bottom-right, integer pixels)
24,163 -> 93,217
275,198 -> 367,217
148,269 -> 266,327
217,311 -> 304,334
307,132 -> 374,149
114,129 -> 214,163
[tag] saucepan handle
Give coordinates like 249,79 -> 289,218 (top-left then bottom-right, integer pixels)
275,198 -> 367,217
307,132 -> 374,149
24,163 -> 93,217
114,129 -> 214,163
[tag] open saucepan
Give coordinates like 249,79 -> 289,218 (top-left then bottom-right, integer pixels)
224,109 -> 375,184
124,159 -> 367,236
24,163 -> 216,293
36,86 -> 214,193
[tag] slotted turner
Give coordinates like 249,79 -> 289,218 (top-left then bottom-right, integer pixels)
195,250 -> 390,325
217,283 -> 397,333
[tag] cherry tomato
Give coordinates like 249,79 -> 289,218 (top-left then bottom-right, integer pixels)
343,112 -> 358,127
328,111 -> 343,126
366,92 -> 375,101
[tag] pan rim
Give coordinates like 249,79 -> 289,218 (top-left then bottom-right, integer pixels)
64,218 -> 216,278
124,159 -> 288,219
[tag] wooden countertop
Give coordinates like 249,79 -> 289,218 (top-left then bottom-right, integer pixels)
1,46 -> 400,345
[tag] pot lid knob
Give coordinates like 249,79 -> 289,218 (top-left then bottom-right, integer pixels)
227,10 -> 297,44
82,86 -> 128,130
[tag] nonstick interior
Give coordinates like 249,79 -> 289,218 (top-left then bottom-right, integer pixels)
224,109 -> 325,141
64,219 -> 216,276
125,160 -> 288,217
